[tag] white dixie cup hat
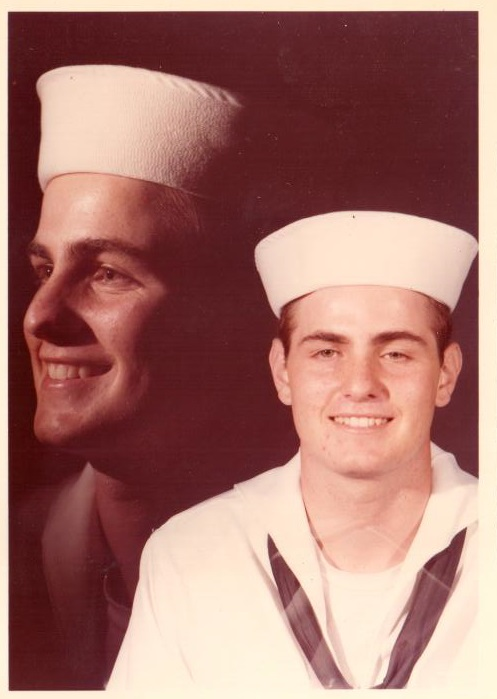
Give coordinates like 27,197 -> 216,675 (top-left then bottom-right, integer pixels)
37,64 -> 245,198
254,210 -> 478,316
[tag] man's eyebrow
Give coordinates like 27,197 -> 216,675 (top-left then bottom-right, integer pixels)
299,332 -> 349,347
373,331 -> 428,347
27,241 -> 51,259
68,238 -> 150,261
27,237 -> 149,262
298,330 -> 428,347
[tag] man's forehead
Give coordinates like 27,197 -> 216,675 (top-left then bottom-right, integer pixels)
43,172 -> 173,211
290,285 -> 435,329
33,174 -> 187,251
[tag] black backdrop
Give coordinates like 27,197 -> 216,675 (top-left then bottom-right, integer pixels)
9,11 -> 478,508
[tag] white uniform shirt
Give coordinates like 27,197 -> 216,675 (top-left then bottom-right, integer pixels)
108,444 -> 477,691
318,555 -> 403,687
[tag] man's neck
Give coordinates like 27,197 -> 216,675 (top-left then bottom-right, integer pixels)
78,441 -> 229,602
301,453 -> 432,574
93,470 -> 167,603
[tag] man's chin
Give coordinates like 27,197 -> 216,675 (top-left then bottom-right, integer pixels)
33,410 -> 156,462
34,415 -> 116,454
34,429 -> 97,456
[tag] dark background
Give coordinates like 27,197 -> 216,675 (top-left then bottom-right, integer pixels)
9,11 -> 478,508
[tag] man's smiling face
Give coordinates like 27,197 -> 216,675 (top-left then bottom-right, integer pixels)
269,285 -> 461,482
24,172 -> 196,456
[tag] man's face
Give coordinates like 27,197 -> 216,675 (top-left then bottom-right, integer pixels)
24,173 -> 196,457
269,285 -> 461,482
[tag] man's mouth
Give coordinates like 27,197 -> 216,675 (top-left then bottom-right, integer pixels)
46,362 -> 110,380
331,416 -> 392,428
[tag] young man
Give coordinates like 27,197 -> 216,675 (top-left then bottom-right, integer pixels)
108,210 -> 478,690
11,63 -> 264,689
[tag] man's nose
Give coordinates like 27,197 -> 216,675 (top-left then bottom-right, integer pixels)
23,278 -> 89,346
341,355 -> 387,401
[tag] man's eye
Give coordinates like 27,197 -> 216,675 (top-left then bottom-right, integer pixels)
93,265 -> 137,287
384,351 -> 409,361
32,263 -> 54,284
315,348 -> 338,359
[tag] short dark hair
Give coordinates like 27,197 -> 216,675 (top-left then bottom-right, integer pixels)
277,291 -> 453,363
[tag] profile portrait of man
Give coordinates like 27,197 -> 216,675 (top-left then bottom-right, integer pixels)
9,61 -> 278,689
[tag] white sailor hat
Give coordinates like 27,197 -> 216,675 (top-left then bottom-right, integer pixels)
37,64 -> 245,198
255,210 -> 478,316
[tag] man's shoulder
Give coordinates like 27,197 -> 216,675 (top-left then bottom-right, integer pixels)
431,443 -> 478,493
149,456 -> 298,551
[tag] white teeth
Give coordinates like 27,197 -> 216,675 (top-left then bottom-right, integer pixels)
47,363 -> 104,380
333,416 -> 389,428
53,364 -> 67,380
78,366 -> 92,379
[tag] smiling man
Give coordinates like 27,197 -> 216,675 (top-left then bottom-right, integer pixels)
11,63 -> 258,689
24,174 -> 201,460
109,210 -> 478,690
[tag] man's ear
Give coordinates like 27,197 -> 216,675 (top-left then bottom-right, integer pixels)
435,342 -> 463,408
268,338 -> 292,406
